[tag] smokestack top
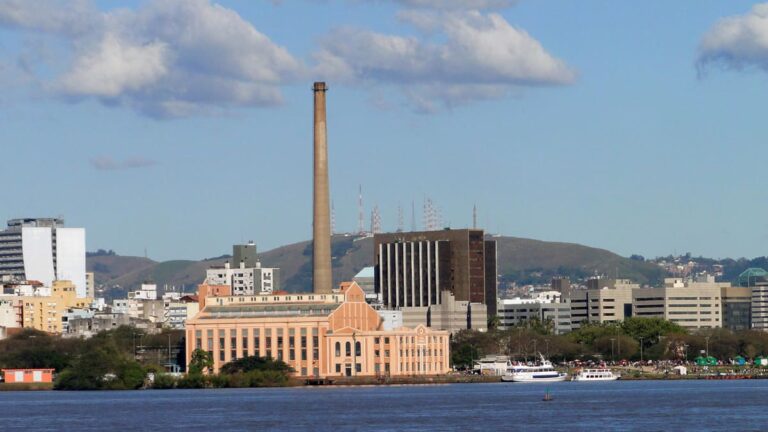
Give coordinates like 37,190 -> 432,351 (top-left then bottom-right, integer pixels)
313,82 -> 327,92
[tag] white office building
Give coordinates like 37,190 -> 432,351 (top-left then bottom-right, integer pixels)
0,218 -> 86,298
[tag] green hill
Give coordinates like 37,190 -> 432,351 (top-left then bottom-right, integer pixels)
88,234 -> 665,299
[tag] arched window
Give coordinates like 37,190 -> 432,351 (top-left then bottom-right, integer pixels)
355,341 -> 361,356
335,342 -> 341,357
345,342 -> 351,356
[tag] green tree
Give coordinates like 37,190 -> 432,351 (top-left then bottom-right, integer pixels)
220,355 -> 292,375
188,349 -> 213,375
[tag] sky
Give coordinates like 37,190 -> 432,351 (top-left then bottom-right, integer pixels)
1,0 -> 768,261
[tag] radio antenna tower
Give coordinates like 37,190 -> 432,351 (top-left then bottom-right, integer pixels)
371,205 -> 382,234
397,204 -> 404,232
357,185 -> 365,235
423,197 -> 438,231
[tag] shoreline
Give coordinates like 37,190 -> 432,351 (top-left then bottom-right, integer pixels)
4,372 -> 768,391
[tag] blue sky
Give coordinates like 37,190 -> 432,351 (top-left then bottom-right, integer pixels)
1,0 -> 768,261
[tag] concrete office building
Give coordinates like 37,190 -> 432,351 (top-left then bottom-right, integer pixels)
570,278 -> 637,329
632,277 -> 726,330
497,298 -> 572,335
738,268 -> 768,330
374,229 -> 497,331
0,218 -> 86,298
721,286 -> 752,331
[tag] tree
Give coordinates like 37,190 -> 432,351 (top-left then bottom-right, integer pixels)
220,356 -> 292,375
188,349 -> 213,375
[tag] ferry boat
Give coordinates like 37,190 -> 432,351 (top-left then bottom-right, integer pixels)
501,354 -> 568,383
572,368 -> 620,381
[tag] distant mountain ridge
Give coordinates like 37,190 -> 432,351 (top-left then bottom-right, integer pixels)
87,234 -> 670,299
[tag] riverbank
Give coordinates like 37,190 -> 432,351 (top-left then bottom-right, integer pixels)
0,383 -> 53,391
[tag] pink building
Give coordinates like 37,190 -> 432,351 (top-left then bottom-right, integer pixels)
185,282 -> 450,377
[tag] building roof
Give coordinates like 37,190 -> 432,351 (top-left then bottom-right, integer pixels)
201,303 -> 339,320
738,268 -> 768,286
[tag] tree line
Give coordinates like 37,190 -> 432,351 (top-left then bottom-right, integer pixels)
452,317 -> 768,367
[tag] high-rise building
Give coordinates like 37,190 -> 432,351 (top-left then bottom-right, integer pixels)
0,218 -> 86,298
373,229 -> 497,331
738,268 -> 768,330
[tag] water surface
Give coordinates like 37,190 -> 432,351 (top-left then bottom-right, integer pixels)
2,380 -> 766,431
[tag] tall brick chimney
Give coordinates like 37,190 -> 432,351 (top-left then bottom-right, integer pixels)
312,82 -> 332,294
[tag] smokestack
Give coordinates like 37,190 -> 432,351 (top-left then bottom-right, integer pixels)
313,82 -> 332,294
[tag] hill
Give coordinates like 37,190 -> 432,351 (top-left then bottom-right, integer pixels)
88,234 -> 665,299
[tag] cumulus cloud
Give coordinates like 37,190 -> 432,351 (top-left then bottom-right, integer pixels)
0,0 -> 303,118
89,156 -> 157,171
314,10 -> 575,112
698,3 -> 768,73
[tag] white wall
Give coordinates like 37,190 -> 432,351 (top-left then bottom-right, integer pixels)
55,228 -> 87,298
21,227 -> 55,287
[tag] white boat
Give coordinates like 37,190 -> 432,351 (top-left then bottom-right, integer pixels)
501,354 -> 568,383
572,368 -> 620,381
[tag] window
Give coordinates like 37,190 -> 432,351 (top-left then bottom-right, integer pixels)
346,342 -> 351,356
355,363 -> 362,373
374,337 -> 380,344
384,337 -> 390,344
313,336 -> 319,360
335,342 -> 341,357
336,364 -> 341,373
355,341 -> 361,357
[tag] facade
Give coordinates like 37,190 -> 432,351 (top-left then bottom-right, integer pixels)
86,272 -> 95,298
374,229 -> 497,310
0,218 -> 87,298
632,277 -> 726,330
0,280 -> 91,333
163,295 -> 200,330
738,268 -> 768,331
570,279 -> 637,329
497,299 -> 572,335
721,286 -> 752,331
206,244 -> 280,296
185,282 -> 450,377
399,291 -> 488,333
2,368 -> 54,383
373,229 -> 497,331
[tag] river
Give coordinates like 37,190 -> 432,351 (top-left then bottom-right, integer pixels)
2,380 -> 766,431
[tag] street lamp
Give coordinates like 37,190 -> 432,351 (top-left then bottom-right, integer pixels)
705,336 -> 710,358
610,338 -> 616,362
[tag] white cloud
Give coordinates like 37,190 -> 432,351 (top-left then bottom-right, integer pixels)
0,0 -> 303,118
698,3 -> 768,73
315,10 -> 575,111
